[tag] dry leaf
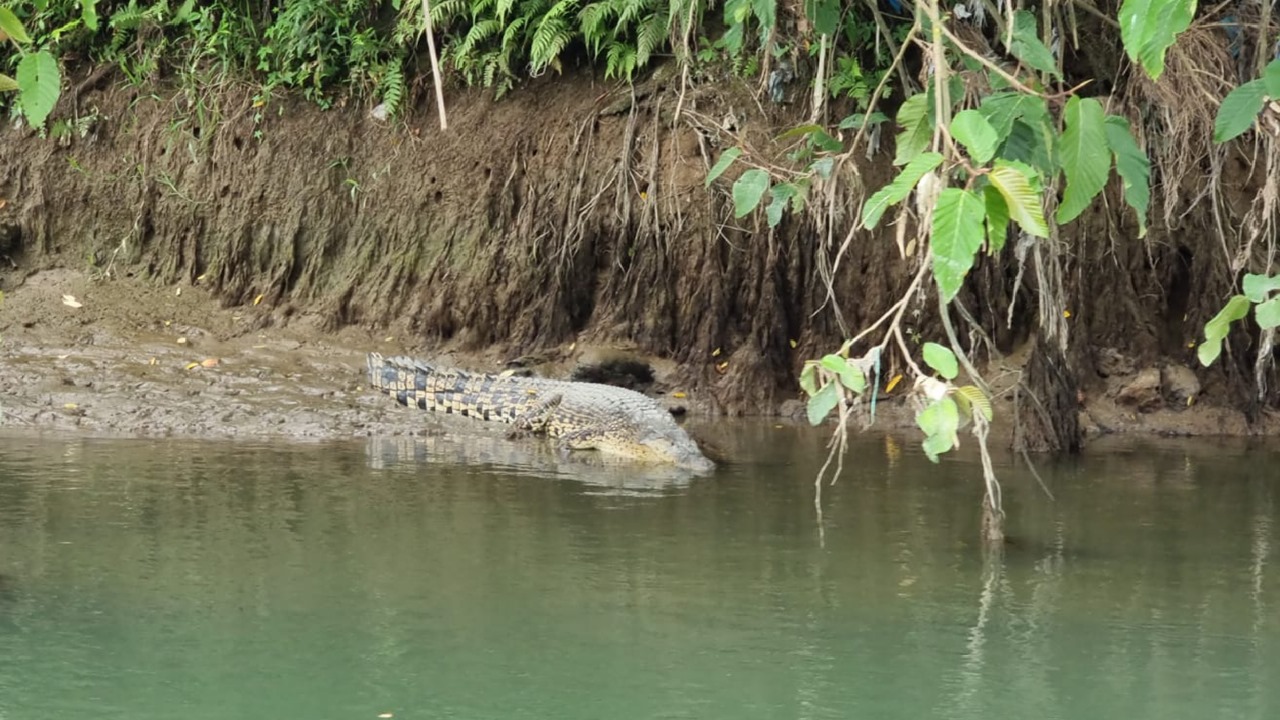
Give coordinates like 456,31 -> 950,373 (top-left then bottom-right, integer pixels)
184,362 -> 199,370
61,294 -> 83,308
148,357 -> 158,365
175,287 -> 182,296
253,294 -> 265,306
63,403 -> 78,410
56,354 -> 70,360
384,336 -> 395,342
788,339 -> 797,348
164,320 -> 172,327
0,198 -> 7,210
196,273 -> 207,282
885,374 -> 903,394
672,391 -> 687,399
711,348 -> 722,357
176,337 -> 189,345
201,358 -> 220,368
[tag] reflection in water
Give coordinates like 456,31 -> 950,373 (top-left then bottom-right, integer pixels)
0,429 -> 1275,720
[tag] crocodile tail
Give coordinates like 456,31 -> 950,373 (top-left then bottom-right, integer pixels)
367,352 -> 531,424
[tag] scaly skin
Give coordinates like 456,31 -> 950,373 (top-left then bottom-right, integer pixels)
366,353 -> 714,473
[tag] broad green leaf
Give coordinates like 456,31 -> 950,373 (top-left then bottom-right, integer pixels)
917,397 -> 961,462
0,74 -> 17,93
80,0 -> 99,31
767,183 -> 797,227
804,0 -> 840,35
838,112 -> 889,130
983,184 -> 1010,253
861,152 -> 944,229
16,50 -> 61,129
988,161 -> 1049,238
1119,0 -> 1196,80
1001,118 -> 1055,177
809,157 -> 834,179
955,385 -> 993,421
950,110 -> 999,164
838,365 -> 865,393
1213,79 -> 1267,143
732,169 -> 771,218
1241,273 -> 1280,303
809,130 -> 842,153
705,147 -> 742,187
1104,115 -> 1151,238
799,363 -> 818,396
819,354 -> 848,373
922,342 -> 959,379
1198,294 -> 1250,366
1056,97 -> 1110,224
1008,10 -> 1062,79
0,7 -> 32,44
1256,297 -> 1280,330
1265,57 -> 1280,100
894,93 -> 933,166
930,188 -> 986,302
976,92 -> 1038,144
775,124 -> 824,141
807,381 -> 840,425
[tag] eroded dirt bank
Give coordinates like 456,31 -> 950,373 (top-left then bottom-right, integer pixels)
2,66 -> 1278,446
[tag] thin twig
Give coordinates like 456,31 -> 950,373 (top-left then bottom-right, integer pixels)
419,0 -> 449,130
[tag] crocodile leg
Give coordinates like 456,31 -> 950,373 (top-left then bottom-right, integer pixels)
507,392 -> 564,438
556,427 -> 603,453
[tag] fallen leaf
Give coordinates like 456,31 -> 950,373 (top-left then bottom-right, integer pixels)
196,273 -> 207,282
164,320 -> 172,327
176,337 -> 189,345
378,714 -> 394,719
201,358 -> 220,368
149,357 -> 157,365
253,294 -> 264,306
711,348 -> 722,357
175,287 -> 182,296
672,391 -> 687,399
885,374 -> 903,394
252,345 -> 267,349
63,403 -> 78,410
789,339 -> 797,348
1063,309 -> 1072,318
0,198 -> 6,210
185,362 -> 199,370
56,354 -> 69,360
61,294 -> 83,308
384,336 -> 395,342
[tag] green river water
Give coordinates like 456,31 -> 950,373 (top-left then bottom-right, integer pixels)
0,425 -> 1276,719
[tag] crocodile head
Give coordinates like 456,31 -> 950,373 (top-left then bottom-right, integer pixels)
609,425 -> 715,474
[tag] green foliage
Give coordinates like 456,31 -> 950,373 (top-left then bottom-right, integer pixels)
950,110 -> 997,165
1,6 -> 62,128
1118,0 -> 1195,80
798,346 -> 872,427
930,188 -> 986,302
1006,9 -> 1061,80
1056,97 -> 1109,224
922,342 -> 958,380
860,151 -> 943,229
1198,295 -> 1251,367
732,168 -> 770,218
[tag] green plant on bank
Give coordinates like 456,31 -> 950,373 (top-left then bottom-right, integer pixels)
1,5 -> 63,128
1197,55 -> 1280,370
703,0 -> 1221,531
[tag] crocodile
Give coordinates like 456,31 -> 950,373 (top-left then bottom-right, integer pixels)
366,353 -> 715,473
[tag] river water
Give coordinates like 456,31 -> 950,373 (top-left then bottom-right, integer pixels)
0,425 -> 1275,719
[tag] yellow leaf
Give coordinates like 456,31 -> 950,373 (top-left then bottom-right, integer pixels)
672,391 -> 687,399
176,337 -> 189,345
148,357 -> 157,365
201,358 -> 220,368
712,348 -> 722,357
253,98 -> 265,108
61,294 -> 83,308
164,320 -> 172,327
716,361 -> 729,371
885,373 -> 903,393
175,287 -> 182,296
1186,341 -> 1196,349
639,191 -> 648,201
1063,309 -> 1071,318
384,336 -> 395,342
1186,395 -> 1196,407
63,403 -> 78,410
253,294 -> 264,306
185,362 -> 199,370
196,274 -> 207,282
789,339 -> 797,348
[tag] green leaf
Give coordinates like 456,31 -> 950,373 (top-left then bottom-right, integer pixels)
766,183 -> 796,227
917,397 -> 961,462
1214,80 -> 1268,143
983,184 -> 1010,253
732,169 -> 771,218
807,381 -> 840,425
950,110 -> 999,164
1265,57 -> 1280,100
922,342 -> 959,379
1000,118 -> 1055,177
1008,10 -> 1062,79
775,124 -> 824,141
861,151 -> 944,229
0,7 -> 32,44
955,385 -> 993,421
1056,97 -> 1110,224
838,112 -> 889,130
820,354 -> 865,394
16,50 -> 61,129
80,0 -> 99,31
819,354 -> 848,373
804,0 -> 840,36
0,74 -> 17,93
977,93 -> 1038,145
1119,0 -> 1196,80
705,147 -> 742,187
988,161 -> 1049,238
1104,115 -> 1151,238
894,92 -> 933,166
799,363 -> 818,396
1198,294 -> 1250,367
930,188 -> 986,302
1256,297 -> 1280,330
809,157 -> 834,179
1242,273 -> 1280,303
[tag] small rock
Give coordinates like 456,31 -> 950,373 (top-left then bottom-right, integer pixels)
1162,365 -> 1201,406
1096,347 -> 1137,377
1116,367 -> 1163,412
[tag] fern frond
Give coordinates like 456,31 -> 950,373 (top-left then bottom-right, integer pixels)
604,41 -> 636,80
458,18 -> 502,56
430,0 -> 470,25
617,0 -> 645,27
578,2 -> 617,56
502,16 -> 529,52
530,13 -> 573,73
379,61 -> 405,118
635,11 -> 665,68
495,0 -> 517,23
